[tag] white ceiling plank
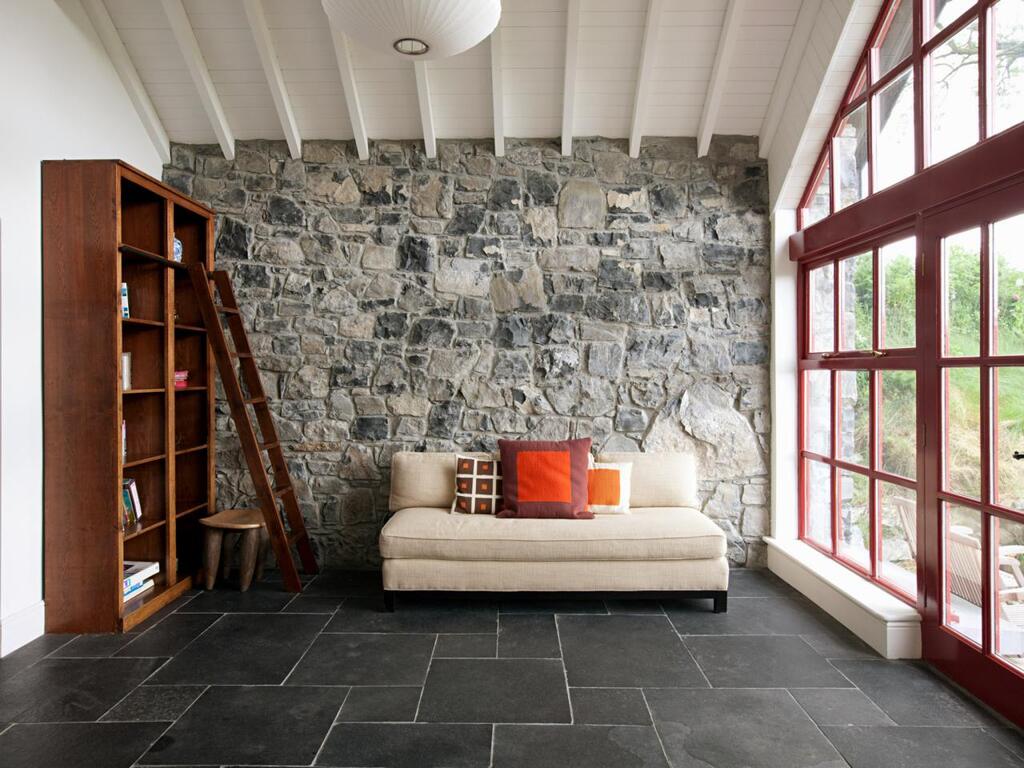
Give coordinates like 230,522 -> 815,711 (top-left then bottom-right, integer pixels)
324,22 -> 369,160
160,0 -> 236,160
490,28 -> 505,157
241,0 -> 301,159
561,0 -> 581,156
629,0 -> 663,158
413,61 -> 437,159
759,0 -> 820,158
81,0 -> 170,164
697,0 -> 746,157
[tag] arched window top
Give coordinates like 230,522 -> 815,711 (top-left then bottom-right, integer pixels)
799,0 -> 1024,229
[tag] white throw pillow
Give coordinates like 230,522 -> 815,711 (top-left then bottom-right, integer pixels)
586,462 -> 632,514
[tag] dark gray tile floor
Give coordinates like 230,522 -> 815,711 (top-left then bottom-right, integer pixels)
0,568 -> 1021,767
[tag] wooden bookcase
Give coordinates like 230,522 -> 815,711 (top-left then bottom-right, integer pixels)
43,160 -> 216,632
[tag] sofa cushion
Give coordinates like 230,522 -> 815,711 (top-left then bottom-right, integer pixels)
380,506 -> 727,562
390,452 -> 488,512
597,452 -> 699,508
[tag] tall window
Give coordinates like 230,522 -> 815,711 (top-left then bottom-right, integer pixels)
799,0 -> 1024,228
797,0 -> 1024,603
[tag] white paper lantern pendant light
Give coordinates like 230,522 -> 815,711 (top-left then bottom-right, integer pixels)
322,0 -> 502,61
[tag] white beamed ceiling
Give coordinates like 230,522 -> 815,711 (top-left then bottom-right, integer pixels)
103,0 -> 801,145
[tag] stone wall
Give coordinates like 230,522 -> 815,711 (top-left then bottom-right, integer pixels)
163,136 -> 771,568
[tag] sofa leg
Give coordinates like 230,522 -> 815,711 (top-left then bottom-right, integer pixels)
382,591 -> 395,612
713,592 -> 728,613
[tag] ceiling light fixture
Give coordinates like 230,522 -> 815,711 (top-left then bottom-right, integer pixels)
322,0 -> 501,61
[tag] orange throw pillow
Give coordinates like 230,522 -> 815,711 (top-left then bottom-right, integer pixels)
587,463 -> 632,514
496,438 -> 592,519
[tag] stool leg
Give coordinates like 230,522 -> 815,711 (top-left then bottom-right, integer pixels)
239,529 -> 260,592
222,532 -> 240,580
254,527 -> 270,582
203,529 -> 223,590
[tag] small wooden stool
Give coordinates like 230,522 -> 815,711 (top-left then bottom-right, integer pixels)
200,509 -> 269,592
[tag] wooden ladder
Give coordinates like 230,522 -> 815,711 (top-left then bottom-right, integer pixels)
188,265 -> 318,592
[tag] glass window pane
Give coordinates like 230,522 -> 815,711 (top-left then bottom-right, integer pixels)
945,367 -> 982,499
840,252 -> 873,351
839,370 -> 870,465
836,104 -> 869,209
878,0 -> 914,78
882,370 -> 918,479
806,460 -> 833,548
942,228 -> 982,357
996,367 -> 1024,512
880,483 -> 917,596
806,370 -> 832,456
933,0 -> 976,35
849,64 -> 868,100
810,263 -> 835,353
881,236 -> 917,349
993,515 -> 1024,673
804,161 -> 831,226
995,214 -> 1024,356
930,20 -> 980,164
944,503 -> 984,646
839,470 -> 871,568
874,68 -> 915,191
993,0 -> 1024,134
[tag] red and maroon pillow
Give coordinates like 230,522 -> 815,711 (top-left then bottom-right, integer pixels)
496,438 -> 593,519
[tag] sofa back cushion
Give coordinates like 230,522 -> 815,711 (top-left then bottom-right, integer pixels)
389,452 -> 487,512
598,452 -> 699,508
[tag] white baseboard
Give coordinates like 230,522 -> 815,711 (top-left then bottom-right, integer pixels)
766,537 -> 921,659
0,600 -> 46,657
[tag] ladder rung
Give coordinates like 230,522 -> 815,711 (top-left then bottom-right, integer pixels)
260,441 -> 280,452
288,531 -> 305,546
274,484 -> 293,498
244,397 -> 267,405
215,305 -> 240,315
231,352 -> 253,359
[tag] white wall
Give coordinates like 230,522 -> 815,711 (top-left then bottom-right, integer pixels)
0,0 -> 164,654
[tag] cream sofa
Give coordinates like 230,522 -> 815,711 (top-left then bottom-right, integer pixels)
380,451 -> 729,612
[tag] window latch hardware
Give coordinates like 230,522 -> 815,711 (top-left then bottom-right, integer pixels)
1014,451 -> 1024,461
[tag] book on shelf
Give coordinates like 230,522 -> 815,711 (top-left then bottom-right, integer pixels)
123,561 -> 160,592
121,352 -> 132,390
174,370 -> 189,389
120,282 -> 130,318
123,578 -> 155,601
121,487 -> 134,529
121,478 -> 142,529
122,419 -> 127,462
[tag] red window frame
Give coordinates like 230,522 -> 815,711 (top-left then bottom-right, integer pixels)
798,0 -> 1012,229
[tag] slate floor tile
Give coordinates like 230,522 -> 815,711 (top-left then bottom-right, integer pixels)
0,657 -> 166,722
666,596 -> 837,636
116,613 -> 220,658
492,724 -> 668,768
287,633 -> 435,686
100,685 -> 206,722
325,597 -> 497,633
0,635 -> 76,682
316,723 -> 493,768
558,614 -> 706,688
336,686 -> 422,722
685,635 -> 853,688
434,633 -> 496,658
605,599 -> 666,614
822,725 -> 1024,768
140,686 -> 346,766
832,660 -> 998,726
128,592 -> 198,634
498,614 -> 560,658
178,583 -> 296,613
571,688 -> 652,725
45,633 -> 134,658
281,595 -> 344,614
789,688 -> 895,726
417,658 -> 571,723
727,569 -> 802,598
499,597 -> 608,614
800,622 -> 880,659
303,570 -> 383,598
987,727 -> 1024,759
646,688 -> 847,768
0,722 -> 167,768
148,613 -> 325,685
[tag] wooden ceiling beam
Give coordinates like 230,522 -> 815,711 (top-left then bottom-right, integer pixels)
160,0 -> 235,160
242,0 -> 302,159
629,0 -> 663,158
760,0 -> 820,159
490,27 -> 505,157
324,22 -> 370,160
561,0 -> 581,156
697,0 -> 745,157
413,61 -> 437,159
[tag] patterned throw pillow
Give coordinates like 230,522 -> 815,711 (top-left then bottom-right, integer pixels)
587,462 -> 632,514
496,438 -> 593,519
451,455 -> 503,514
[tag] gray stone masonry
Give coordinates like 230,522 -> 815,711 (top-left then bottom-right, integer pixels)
163,136 -> 771,568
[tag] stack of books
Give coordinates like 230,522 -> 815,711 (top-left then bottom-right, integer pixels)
123,560 -> 159,602
121,478 -> 143,530
174,370 -> 189,389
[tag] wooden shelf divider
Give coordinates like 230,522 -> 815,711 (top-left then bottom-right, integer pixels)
44,160 -> 217,633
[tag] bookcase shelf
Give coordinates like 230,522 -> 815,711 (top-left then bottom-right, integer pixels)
43,160 -> 216,634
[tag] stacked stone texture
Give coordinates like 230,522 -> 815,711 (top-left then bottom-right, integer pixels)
163,136 -> 771,568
